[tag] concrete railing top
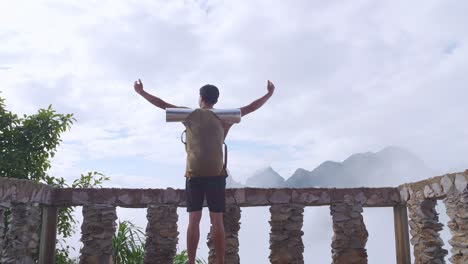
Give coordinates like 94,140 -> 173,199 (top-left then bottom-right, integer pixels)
0,177 -> 401,207
0,177 -> 53,206
52,187 -> 400,208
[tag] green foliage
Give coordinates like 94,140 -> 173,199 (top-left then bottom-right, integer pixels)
111,219 -> 209,264
173,250 -> 207,264
0,95 -> 109,263
113,221 -> 146,264
0,96 -> 74,181
71,171 -> 110,188
173,250 -> 189,264
45,172 -> 110,264
55,246 -> 77,264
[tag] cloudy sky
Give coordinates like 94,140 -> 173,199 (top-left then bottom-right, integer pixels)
1,0 -> 467,262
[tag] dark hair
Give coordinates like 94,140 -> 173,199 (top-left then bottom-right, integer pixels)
199,84 -> 219,105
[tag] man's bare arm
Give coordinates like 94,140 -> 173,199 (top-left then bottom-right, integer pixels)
134,79 -> 184,110
240,80 -> 275,117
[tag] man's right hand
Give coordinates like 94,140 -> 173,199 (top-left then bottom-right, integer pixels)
134,79 -> 144,94
133,79 -> 182,109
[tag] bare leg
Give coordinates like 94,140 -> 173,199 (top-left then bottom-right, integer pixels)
210,212 -> 225,264
187,211 -> 202,264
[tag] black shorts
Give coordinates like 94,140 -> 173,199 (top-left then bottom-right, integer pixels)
185,176 -> 226,213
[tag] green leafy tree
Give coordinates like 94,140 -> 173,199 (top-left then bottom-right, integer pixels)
0,95 -> 109,263
0,96 -> 74,181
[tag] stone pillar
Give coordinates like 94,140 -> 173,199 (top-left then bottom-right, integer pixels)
144,205 -> 178,264
207,205 -> 241,264
444,187 -> 468,264
80,204 -> 117,264
269,204 -> 305,264
407,198 -> 447,263
1,203 -> 41,264
330,200 -> 368,264
0,206 -> 6,253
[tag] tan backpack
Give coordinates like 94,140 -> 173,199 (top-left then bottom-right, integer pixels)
182,108 -> 227,178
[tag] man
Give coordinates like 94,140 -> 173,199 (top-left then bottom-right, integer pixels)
134,79 -> 275,264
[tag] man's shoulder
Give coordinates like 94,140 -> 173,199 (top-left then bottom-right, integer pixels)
222,121 -> 234,128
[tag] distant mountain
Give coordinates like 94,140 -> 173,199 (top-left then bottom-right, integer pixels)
244,146 -> 434,188
286,146 -> 433,187
245,166 -> 287,188
226,172 -> 244,188
286,168 -> 312,188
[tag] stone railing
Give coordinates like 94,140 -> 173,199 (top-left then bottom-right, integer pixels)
0,170 -> 467,264
399,170 -> 468,264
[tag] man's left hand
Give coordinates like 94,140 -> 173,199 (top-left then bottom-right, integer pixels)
267,80 -> 275,95
134,79 -> 144,94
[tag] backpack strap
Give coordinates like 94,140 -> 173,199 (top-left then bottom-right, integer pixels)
223,142 -> 228,175
181,130 -> 186,144
181,130 -> 188,152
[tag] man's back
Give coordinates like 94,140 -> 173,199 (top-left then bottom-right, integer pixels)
184,108 -> 226,178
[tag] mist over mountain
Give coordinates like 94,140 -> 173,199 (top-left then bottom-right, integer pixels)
244,166 -> 287,188
226,172 -> 245,188
243,146 -> 434,188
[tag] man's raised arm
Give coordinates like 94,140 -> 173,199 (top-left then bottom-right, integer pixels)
239,80 -> 275,117
134,79 -> 184,110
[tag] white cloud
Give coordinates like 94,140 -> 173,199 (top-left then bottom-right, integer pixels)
1,0 -> 467,262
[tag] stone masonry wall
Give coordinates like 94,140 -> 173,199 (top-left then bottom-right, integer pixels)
0,171 -> 466,264
269,204 -> 305,264
0,206 -> 5,254
330,195 -> 368,264
399,171 -> 467,202
144,205 -> 179,264
407,198 -> 447,263
401,171 -> 468,263
80,204 -> 117,264
444,187 -> 468,263
1,203 -> 41,264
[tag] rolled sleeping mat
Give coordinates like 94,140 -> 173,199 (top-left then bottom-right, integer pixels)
166,108 -> 241,123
